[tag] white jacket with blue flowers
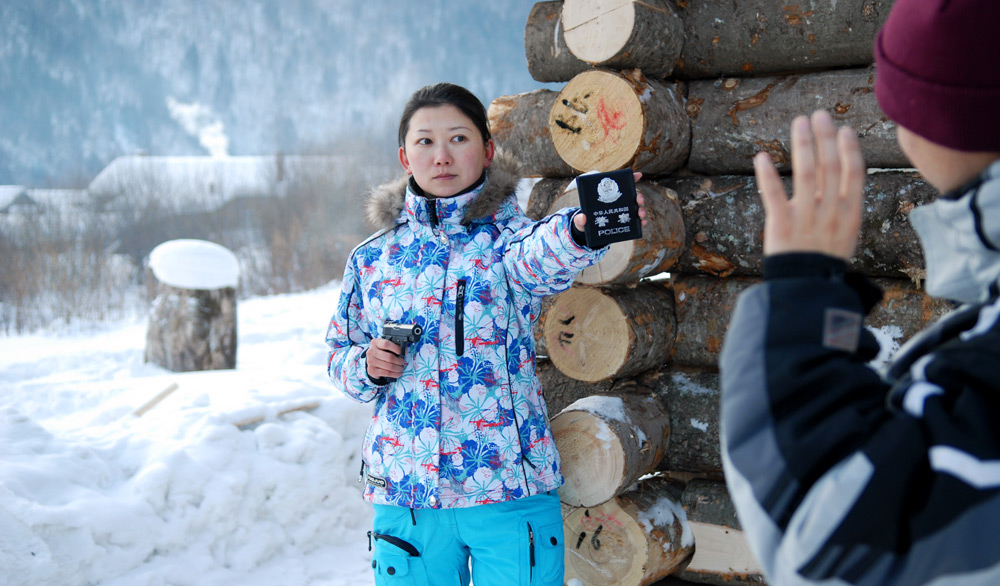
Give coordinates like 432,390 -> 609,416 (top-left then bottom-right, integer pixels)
326,152 -> 606,509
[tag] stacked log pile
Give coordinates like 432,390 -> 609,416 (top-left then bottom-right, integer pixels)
493,2 -> 947,585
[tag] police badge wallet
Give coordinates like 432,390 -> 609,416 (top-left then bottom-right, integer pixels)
575,169 -> 642,248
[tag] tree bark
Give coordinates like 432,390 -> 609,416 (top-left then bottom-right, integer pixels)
669,276 -> 753,369
677,479 -> 766,585
526,177 -> 574,221
549,69 -> 690,175
687,67 -> 906,175
553,390 -> 671,507
659,171 -> 936,280
564,476 -> 695,586
488,89 -> 576,178
537,361 -> 725,477
543,282 -> 676,382
542,181 -> 685,286
672,0 -> 892,80
525,1 -> 593,83
562,0 -> 683,78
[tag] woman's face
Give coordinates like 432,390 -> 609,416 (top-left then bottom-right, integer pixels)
399,104 -> 494,198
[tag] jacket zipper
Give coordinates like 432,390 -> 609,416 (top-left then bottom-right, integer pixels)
456,279 -> 466,356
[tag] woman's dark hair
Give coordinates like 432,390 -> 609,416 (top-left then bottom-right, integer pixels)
397,83 -> 491,148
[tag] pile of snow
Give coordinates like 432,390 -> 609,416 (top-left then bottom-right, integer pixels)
148,239 -> 240,290
0,284 -> 376,586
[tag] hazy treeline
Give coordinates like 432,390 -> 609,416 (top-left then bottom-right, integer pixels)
0,150 -> 396,334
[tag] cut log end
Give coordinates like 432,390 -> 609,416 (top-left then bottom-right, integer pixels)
544,287 -> 630,382
549,70 -> 646,172
553,410 -> 627,506
564,477 -> 694,586
562,0 -> 638,64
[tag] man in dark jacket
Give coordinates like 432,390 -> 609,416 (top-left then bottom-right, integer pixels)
720,0 -> 1000,584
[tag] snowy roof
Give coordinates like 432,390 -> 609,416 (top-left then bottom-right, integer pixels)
87,155 -> 358,212
0,185 -> 28,209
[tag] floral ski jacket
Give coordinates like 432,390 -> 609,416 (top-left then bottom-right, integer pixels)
326,151 -> 606,509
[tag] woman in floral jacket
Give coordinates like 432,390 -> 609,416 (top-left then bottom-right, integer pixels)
326,82 -> 643,586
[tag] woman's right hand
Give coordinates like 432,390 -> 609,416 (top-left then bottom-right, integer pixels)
367,338 -> 406,380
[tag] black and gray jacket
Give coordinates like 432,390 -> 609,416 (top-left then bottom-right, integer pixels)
720,159 -> 1000,585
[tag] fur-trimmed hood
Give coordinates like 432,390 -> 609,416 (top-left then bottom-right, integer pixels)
365,149 -> 523,231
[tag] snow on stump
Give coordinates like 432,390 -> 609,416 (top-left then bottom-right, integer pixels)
145,239 -> 240,372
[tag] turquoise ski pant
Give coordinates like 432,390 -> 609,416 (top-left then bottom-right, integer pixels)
369,491 -> 564,586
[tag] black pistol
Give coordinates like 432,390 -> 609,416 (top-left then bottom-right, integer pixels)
381,321 -> 423,382
382,321 -> 423,354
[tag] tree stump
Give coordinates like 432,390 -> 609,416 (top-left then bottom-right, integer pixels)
543,282 -> 676,382
678,479 -> 766,585
549,69 -> 689,175
488,90 -> 576,178
524,1 -> 592,83
672,0 -> 891,80
660,171 -> 935,280
145,240 -> 239,372
552,390 -> 671,507
543,181 -> 685,286
561,0 -> 683,78
687,67 -> 905,175
564,476 -> 695,586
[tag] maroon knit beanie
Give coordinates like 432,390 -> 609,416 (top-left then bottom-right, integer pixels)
874,0 -> 1000,153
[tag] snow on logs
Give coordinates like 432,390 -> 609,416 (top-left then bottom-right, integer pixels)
540,364 -> 725,477
564,476 -> 695,586
676,479 -> 766,585
552,391 -> 671,508
504,3 -> 935,584
523,0 -> 891,83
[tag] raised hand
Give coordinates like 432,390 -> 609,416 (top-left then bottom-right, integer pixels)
754,110 -> 866,261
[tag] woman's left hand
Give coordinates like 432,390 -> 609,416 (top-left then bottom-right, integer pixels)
573,171 -> 647,231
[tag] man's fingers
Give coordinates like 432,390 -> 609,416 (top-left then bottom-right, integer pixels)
812,110 -> 842,206
837,126 -> 866,256
753,152 -> 787,216
790,116 -> 817,208
754,152 -> 793,256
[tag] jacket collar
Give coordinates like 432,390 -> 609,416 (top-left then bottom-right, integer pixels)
365,149 -> 522,231
909,158 -> 1000,303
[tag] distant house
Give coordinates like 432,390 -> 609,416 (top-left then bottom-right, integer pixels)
25,188 -> 91,213
86,154 -> 370,214
0,186 -> 33,214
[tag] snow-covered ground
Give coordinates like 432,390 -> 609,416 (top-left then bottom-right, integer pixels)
0,283 -> 377,586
